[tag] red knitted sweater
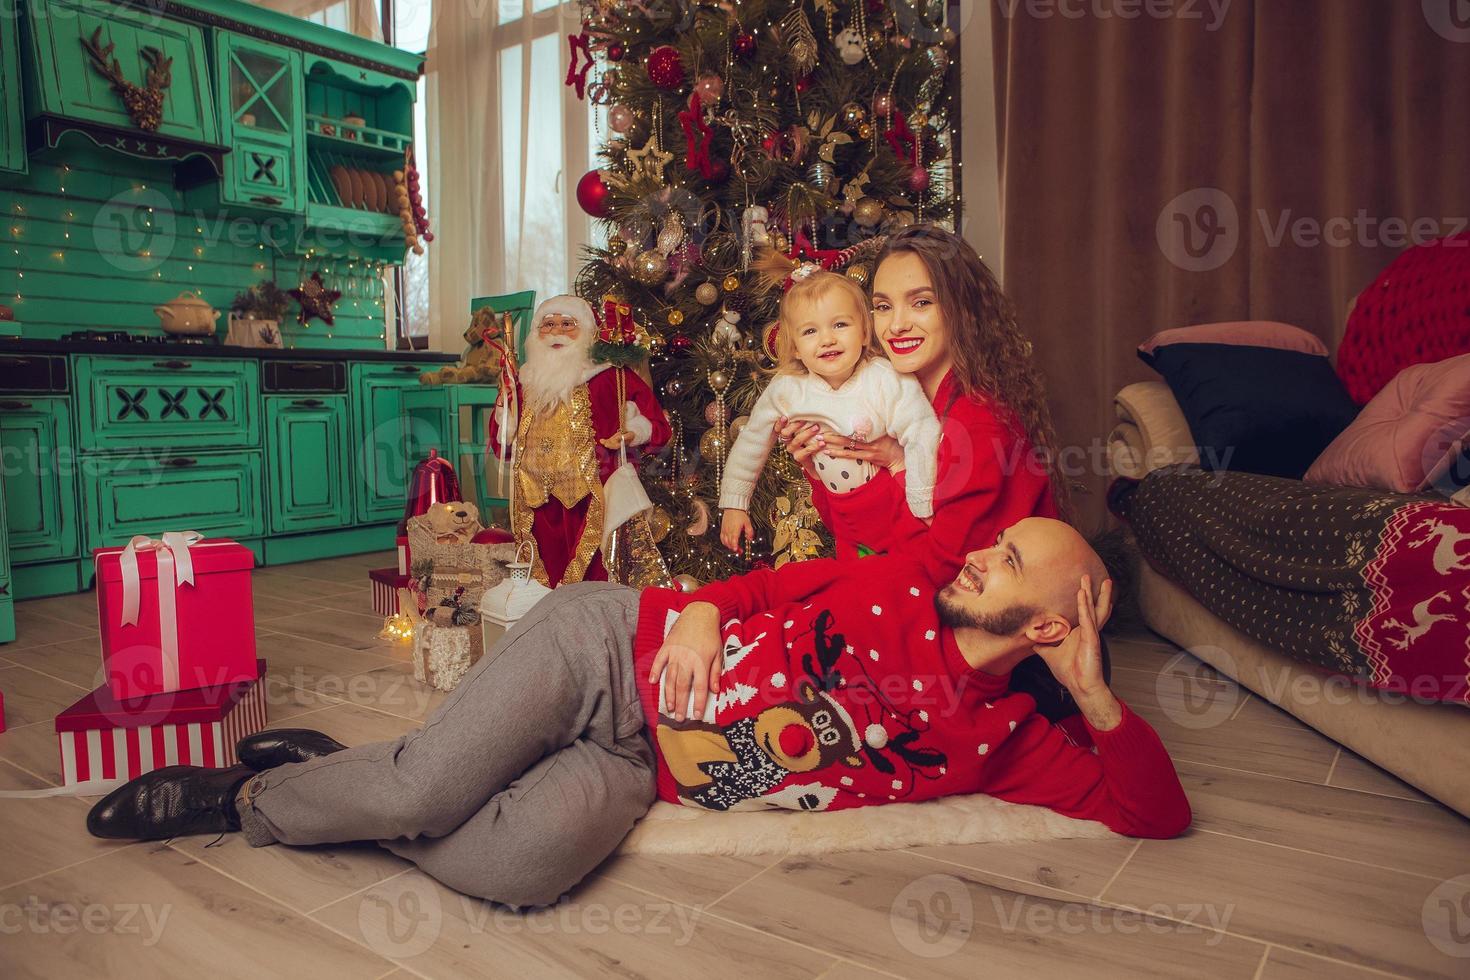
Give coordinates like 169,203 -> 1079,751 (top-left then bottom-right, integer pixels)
632,554 -> 1192,838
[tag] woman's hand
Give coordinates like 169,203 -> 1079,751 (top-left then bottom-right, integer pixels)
647,601 -> 724,722
822,433 -> 906,475
720,509 -> 754,553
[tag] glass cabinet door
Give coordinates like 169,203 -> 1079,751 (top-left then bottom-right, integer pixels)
229,45 -> 294,138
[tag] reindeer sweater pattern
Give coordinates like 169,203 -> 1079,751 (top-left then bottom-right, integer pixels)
632,555 -> 1193,838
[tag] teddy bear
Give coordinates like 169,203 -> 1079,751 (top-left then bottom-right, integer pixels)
424,500 -> 482,544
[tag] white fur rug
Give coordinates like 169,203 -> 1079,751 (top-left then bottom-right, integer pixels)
616,795 -> 1117,857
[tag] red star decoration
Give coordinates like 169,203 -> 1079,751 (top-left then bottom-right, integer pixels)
565,32 -> 594,100
678,92 -> 716,179
290,272 -> 341,327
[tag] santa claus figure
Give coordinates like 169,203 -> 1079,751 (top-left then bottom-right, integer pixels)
489,294 -> 672,589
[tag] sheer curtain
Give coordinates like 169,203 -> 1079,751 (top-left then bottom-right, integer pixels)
249,0 -> 384,40
424,0 -> 597,352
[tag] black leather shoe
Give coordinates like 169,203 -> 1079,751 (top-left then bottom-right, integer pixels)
86,765 -> 253,841
236,729 -> 347,771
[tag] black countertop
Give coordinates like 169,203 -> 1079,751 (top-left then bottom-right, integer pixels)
0,337 -> 459,364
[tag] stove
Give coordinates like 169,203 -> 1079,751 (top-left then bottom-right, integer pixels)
60,330 -> 211,345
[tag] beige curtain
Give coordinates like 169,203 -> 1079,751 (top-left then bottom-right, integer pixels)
249,0 -> 384,40
993,0 -> 1470,528
424,1 -> 593,352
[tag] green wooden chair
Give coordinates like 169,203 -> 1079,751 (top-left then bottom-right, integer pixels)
454,290 -> 536,525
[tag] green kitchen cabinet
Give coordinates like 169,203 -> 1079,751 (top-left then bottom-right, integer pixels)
215,31 -> 305,213
83,450 -> 263,553
264,394 -> 351,534
350,362 -> 449,524
22,0 -> 219,146
74,356 -> 259,453
0,396 -> 79,565
0,464 -> 14,643
0,6 -> 27,176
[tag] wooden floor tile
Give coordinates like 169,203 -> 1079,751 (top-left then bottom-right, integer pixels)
267,608 -> 408,652
1329,750 -> 1437,805
252,572 -> 366,602
590,851 -> 778,909
310,869 -> 834,979
0,760 -> 129,889
0,665 -> 87,727
1257,946 -> 1394,979
0,845 -> 394,978
0,720 -> 66,784
2,637 -> 108,691
1105,832 -> 1463,977
910,837 -> 1141,902
6,606 -> 100,651
264,702 -> 421,746
1176,760 -> 1470,878
257,631 -> 400,695
711,850 -> 1265,978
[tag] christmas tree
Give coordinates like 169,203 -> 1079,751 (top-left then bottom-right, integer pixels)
569,0 -> 959,584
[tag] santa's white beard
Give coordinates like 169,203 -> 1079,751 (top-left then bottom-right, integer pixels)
520,334 -> 594,412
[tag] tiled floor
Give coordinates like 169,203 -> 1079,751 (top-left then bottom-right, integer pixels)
1,551 -> 1466,978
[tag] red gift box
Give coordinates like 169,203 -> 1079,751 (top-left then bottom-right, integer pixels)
94,534 -> 258,700
370,566 -> 408,616
55,659 -> 267,787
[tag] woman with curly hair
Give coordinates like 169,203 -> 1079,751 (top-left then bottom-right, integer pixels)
780,223 -> 1070,584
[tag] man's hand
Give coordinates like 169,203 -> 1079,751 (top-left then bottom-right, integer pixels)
647,601 -> 723,722
1033,575 -> 1122,730
599,430 -> 636,450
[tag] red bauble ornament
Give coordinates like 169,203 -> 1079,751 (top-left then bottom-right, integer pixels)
607,41 -> 625,61
794,74 -> 813,95
669,332 -> 693,353
908,166 -> 931,193
576,169 -> 613,217
647,45 -> 686,90
733,31 -> 756,58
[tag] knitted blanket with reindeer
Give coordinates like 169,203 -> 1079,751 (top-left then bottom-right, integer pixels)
631,554 -> 1192,839
1116,465 -> 1470,705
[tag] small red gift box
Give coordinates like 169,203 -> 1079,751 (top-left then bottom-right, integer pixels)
55,659 -> 267,787
94,534 -> 258,700
370,567 -> 408,616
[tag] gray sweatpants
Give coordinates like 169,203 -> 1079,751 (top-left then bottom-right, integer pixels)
238,582 -> 656,908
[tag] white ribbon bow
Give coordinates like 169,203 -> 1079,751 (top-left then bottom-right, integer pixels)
118,531 -> 204,692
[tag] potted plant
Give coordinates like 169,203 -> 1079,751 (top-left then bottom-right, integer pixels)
226,280 -> 290,348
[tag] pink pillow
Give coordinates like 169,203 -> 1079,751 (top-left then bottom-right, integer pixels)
1138,321 -> 1329,358
1304,353 -> 1470,491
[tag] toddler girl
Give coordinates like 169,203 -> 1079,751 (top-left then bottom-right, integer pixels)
720,266 -> 941,552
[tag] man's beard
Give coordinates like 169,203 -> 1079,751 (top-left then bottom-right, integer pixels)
934,587 -> 1038,637
520,335 -> 593,412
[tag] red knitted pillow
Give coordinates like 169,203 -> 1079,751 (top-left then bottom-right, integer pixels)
1336,233 -> 1470,404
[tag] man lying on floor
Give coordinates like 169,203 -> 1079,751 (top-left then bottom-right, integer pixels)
87,517 -> 1191,907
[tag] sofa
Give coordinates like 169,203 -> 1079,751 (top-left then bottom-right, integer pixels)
1109,381 -> 1470,817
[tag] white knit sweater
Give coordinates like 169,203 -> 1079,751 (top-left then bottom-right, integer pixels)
718,358 -> 942,518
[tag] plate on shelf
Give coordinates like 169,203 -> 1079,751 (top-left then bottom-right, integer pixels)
329,165 -> 352,208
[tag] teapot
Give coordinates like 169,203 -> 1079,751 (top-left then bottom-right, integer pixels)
154,291 -> 220,336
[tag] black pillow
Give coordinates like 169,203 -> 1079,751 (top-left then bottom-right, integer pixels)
1139,343 -> 1360,479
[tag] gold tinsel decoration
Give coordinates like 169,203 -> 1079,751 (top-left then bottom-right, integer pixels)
778,7 -> 820,78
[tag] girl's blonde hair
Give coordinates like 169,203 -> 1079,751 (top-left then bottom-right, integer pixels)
774,271 -> 880,375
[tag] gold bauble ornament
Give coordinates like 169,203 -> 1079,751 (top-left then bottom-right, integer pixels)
606,235 -> 627,257
910,111 -> 928,131
852,197 -> 884,227
646,332 -> 666,356
649,506 -> 672,542
845,263 -> 870,287
673,573 -> 702,592
708,368 -> 731,393
728,414 -> 750,444
667,308 -> 685,327
699,426 -> 727,460
771,232 -> 791,253
695,281 -> 720,305
632,250 -> 670,285
857,122 -> 873,140
721,274 -> 741,292
840,102 -> 867,129
866,28 -> 885,50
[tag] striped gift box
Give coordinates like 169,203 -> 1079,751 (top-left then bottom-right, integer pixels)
54,659 -> 267,787
370,567 -> 408,616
